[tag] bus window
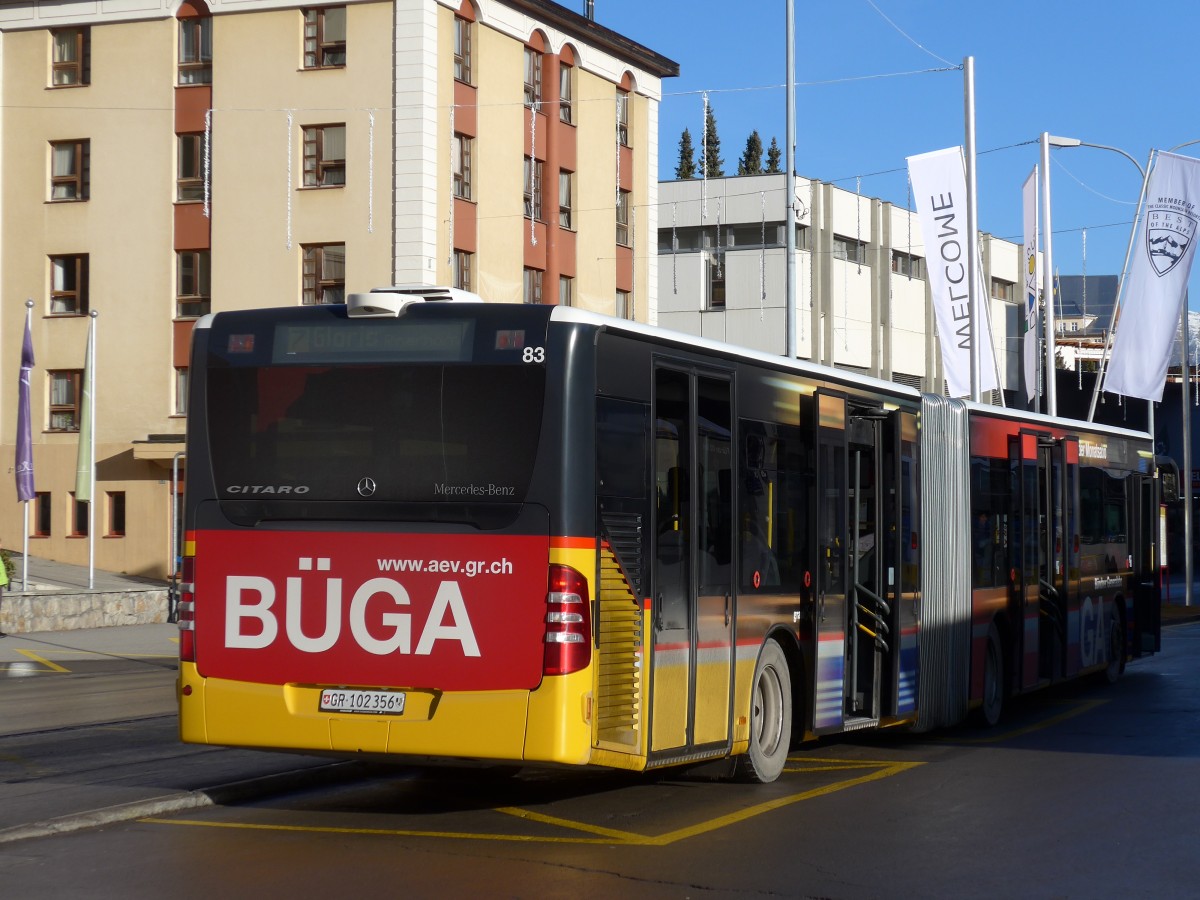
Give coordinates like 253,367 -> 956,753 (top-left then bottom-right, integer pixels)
697,377 -> 732,592
207,363 -> 545,505
655,369 -> 690,631
597,398 -> 648,500
739,420 -> 807,593
971,456 -> 1011,588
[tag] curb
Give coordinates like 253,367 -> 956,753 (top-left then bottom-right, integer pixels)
0,760 -> 369,845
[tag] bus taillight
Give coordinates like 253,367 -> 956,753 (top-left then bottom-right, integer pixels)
178,554 -> 196,663
543,564 -> 591,676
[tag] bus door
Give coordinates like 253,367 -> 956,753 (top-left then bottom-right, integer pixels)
1014,433 -> 1041,690
1037,435 -> 1069,681
650,365 -> 735,758
814,392 -> 851,732
845,404 -> 899,724
1134,471 -> 1162,653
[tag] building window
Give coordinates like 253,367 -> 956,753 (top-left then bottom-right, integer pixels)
303,7 -> 346,68
524,157 -> 543,221
616,90 -> 629,146
523,47 -> 542,108
71,493 -> 88,537
559,63 -> 573,124
991,277 -> 1015,302
106,491 -> 126,537
523,267 -> 543,305
177,134 -> 205,202
558,170 -> 573,229
302,243 -> 345,305
452,133 -> 472,200
50,255 -> 88,316
891,250 -> 924,279
175,367 -> 189,416
302,124 -> 345,187
178,16 -> 212,85
51,28 -> 90,87
34,492 -> 51,537
616,189 -> 631,246
559,275 -> 573,307
50,139 -> 89,201
832,234 -> 867,265
453,16 -> 472,84
453,250 -> 472,292
48,370 -> 82,432
177,251 -> 211,318
708,256 -> 726,310
616,289 -> 631,319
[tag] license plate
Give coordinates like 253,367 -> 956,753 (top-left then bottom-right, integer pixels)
319,688 -> 406,715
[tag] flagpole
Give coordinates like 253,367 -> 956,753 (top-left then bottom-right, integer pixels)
1086,152 -> 1154,422
1039,133 -> 1058,417
784,0 -> 797,359
1182,294 -> 1193,606
964,56 -> 981,403
88,311 -> 96,589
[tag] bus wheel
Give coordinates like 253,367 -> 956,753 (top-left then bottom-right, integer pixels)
978,622 -> 1004,727
1104,603 -> 1126,685
737,641 -> 792,784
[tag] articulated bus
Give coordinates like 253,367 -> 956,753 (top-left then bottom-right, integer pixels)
177,287 -> 1161,782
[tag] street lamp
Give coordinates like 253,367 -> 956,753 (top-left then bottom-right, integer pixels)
1046,135 -> 1146,178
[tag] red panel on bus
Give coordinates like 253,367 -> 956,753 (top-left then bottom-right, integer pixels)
193,529 -> 549,692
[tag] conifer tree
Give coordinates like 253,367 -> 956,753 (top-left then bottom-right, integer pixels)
675,127 -> 697,180
701,105 -> 724,178
765,136 -> 783,174
737,130 -> 765,175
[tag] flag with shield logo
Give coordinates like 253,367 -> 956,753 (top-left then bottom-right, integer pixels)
1106,151 -> 1200,401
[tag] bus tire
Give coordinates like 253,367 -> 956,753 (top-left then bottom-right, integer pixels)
1103,601 -> 1126,685
737,641 -> 792,783
978,621 -> 1004,727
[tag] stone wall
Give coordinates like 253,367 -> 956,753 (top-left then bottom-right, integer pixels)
0,590 -> 169,634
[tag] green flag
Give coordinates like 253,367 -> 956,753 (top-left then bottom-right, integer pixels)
74,318 -> 94,502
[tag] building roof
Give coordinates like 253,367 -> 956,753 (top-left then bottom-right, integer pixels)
508,0 -> 680,78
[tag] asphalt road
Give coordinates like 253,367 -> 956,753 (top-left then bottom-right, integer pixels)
2,622 -> 1199,898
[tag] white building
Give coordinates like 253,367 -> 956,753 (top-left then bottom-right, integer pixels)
656,173 -> 1025,399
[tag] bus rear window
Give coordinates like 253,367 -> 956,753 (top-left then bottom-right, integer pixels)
207,364 -> 545,504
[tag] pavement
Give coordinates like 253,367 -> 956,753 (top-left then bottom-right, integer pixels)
5,553 -> 169,595
0,559 -> 1197,845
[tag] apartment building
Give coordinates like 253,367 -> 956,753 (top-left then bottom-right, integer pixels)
0,0 -> 677,577
657,173 -> 1026,397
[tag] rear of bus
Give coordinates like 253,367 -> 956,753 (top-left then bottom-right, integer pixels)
177,295 -> 597,766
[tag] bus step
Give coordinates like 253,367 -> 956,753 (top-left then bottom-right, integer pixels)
842,715 -> 879,732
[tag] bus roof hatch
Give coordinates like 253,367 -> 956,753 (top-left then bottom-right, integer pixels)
346,285 -> 482,317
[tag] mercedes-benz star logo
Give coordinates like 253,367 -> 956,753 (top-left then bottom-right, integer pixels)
357,476 -> 377,497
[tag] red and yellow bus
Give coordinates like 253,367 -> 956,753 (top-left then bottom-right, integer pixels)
177,287 -> 1161,782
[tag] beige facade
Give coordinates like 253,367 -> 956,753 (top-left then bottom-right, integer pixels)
0,0 -> 676,577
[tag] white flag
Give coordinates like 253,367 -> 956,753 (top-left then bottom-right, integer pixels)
1022,168 -> 1040,405
907,147 -> 997,398
1106,151 -> 1200,401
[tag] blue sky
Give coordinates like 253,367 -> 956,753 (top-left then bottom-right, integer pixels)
596,0 -> 1200,309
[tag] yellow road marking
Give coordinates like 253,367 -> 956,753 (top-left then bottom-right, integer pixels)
946,699 -> 1108,745
140,818 -> 619,844
143,756 -> 923,845
640,759 -> 923,846
15,650 -> 69,674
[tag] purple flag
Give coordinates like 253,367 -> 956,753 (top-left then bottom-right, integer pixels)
15,311 -> 35,501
